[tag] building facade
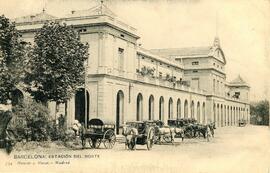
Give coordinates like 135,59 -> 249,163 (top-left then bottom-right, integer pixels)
14,4 -> 250,134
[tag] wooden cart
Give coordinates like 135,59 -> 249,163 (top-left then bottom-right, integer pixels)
124,121 -> 155,150
81,118 -> 116,149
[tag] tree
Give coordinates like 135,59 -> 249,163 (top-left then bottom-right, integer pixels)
25,22 -> 88,109
250,100 -> 269,125
0,15 -> 28,104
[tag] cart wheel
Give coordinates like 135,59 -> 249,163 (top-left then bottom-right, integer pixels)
92,138 -> 101,148
103,129 -> 116,149
88,138 -> 94,148
146,127 -> 155,150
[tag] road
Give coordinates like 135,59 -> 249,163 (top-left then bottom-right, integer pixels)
1,125 -> 270,173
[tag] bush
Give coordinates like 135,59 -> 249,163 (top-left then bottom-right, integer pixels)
8,100 -> 52,142
5,100 -> 80,152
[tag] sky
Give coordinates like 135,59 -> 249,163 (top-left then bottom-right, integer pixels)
0,0 -> 269,101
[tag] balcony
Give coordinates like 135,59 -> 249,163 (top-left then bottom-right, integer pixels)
135,73 -> 206,95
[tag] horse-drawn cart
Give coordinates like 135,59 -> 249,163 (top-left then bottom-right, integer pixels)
81,118 -> 116,149
123,121 -> 155,150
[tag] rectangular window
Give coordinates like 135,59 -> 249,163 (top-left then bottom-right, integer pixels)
191,78 -> 200,89
118,48 -> 124,71
192,61 -> 199,65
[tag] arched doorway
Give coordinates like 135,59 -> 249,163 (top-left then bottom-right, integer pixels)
221,105 -> 223,127
197,102 -> 200,123
227,106 -> 229,126
177,99 -> 181,119
224,105 -> 226,126
148,95 -> 154,120
136,93 -> 143,121
168,98 -> 173,119
184,100 -> 188,118
75,88 -> 90,125
159,96 -> 164,121
191,101 -> 194,119
116,90 -> 124,135
11,89 -> 24,106
230,106 -> 232,126
202,102 -> 206,124
217,104 -> 220,127
233,107 -> 235,125
246,109 -> 249,122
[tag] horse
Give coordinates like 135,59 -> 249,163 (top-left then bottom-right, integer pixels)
183,123 -> 196,138
172,127 -> 185,141
156,125 -> 185,143
122,125 -> 138,150
193,124 -> 211,141
156,126 -> 175,143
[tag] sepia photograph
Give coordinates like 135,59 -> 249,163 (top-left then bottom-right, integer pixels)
0,0 -> 269,173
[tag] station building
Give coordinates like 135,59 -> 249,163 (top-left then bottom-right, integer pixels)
14,4 -> 250,134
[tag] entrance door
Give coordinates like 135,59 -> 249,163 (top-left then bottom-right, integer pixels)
116,90 -> 124,135
75,88 -> 90,125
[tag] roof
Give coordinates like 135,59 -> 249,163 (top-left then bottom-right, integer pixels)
14,10 -> 57,23
137,47 -> 184,69
66,3 -> 116,18
150,37 -> 226,64
229,75 -> 250,87
150,46 -> 212,57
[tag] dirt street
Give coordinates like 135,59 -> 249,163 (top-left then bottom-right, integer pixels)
1,125 -> 270,173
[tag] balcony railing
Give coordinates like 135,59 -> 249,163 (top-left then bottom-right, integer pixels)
135,73 -> 206,95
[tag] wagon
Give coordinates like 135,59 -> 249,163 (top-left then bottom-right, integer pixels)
143,120 -> 164,143
81,118 -> 116,149
168,119 -> 193,138
124,121 -> 155,150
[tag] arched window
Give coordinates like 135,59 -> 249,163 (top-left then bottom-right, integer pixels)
148,95 -> 154,120
177,99 -> 181,119
197,102 -> 200,123
184,100 -> 188,118
191,101 -> 194,118
159,96 -> 164,121
168,98 -> 173,119
136,93 -> 143,121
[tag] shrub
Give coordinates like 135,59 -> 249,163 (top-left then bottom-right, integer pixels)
8,100 -> 52,142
